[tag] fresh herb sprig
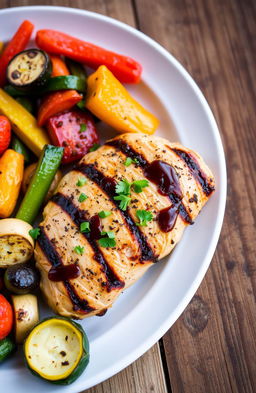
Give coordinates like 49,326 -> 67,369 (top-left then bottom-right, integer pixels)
136,210 -> 153,226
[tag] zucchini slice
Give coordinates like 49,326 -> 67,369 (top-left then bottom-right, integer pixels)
12,294 -> 39,344
7,49 -> 52,92
24,317 -> 89,384
0,218 -> 34,267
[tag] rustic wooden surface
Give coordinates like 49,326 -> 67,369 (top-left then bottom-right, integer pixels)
1,0 -> 255,392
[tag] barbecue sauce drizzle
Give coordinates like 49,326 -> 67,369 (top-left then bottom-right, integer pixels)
37,226 -> 94,313
51,193 -> 125,291
48,263 -> 81,282
77,164 -> 157,262
106,140 -> 193,232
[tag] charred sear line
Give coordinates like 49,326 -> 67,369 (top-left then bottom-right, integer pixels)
171,148 -> 215,196
107,139 -> 147,167
106,139 -> 193,225
37,226 -> 94,313
77,164 -> 157,263
51,193 -> 125,291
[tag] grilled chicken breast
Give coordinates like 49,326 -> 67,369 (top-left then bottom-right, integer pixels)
35,133 -> 215,319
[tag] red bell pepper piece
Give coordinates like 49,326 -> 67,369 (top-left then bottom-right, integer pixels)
46,109 -> 99,164
0,20 -> 34,87
0,115 -> 11,156
37,90 -> 82,126
36,29 -> 142,84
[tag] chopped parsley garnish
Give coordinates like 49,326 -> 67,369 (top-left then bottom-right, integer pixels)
29,227 -> 40,240
114,178 -> 149,210
99,237 -> 116,248
89,143 -> 101,152
78,193 -> 88,202
73,245 -> 84,255
79,123 -> 87,133
124,157 -> 139,167
99,230 -> 116,248
76,177 -> 87,187
136,210 -> 153,226
132,180 -> 149,193
100,231 -> 115,239
80,221 -> 90,233
115,179 -> 131,195
114,194 -> 131,211
98,210 -> 112,218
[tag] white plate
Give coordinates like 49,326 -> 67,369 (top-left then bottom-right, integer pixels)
0,6 -> 226,392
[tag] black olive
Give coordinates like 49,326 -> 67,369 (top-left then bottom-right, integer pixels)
4,263 -> 40,294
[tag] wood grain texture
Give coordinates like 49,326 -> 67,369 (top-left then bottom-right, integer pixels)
134,0 -> 256,391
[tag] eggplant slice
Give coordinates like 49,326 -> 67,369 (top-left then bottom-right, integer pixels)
7,49 -> 52,92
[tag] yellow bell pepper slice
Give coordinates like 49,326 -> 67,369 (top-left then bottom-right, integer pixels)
0,88 -> 50,156
0,149 -> 24,218
0,42 -> 4,55
86,65 -> 159,135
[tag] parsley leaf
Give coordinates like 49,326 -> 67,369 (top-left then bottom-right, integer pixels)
136,210 -> 153,226
114,194 -> 131,210
115,179 -> 131,195
80,221 -> 90,233
76,177 -> 87,187
74,245 -> 84,255
29,228 -> 40,240
79,123 -> 87,133
98,210 -> 112,218
89,143 -> 101,152
124,157 -> 138,167
132,180 -> 149,193
78,193 -> 88,202
100,231 -> 115,239
98,237 -> 116,248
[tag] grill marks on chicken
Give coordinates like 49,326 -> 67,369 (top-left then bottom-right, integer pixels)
51,192 -> 125,292
35,133 -> 215,318
170,148 -> 215,196
77,163 -> 157,263
107,139 -> 193,224
37,226 -> 95,314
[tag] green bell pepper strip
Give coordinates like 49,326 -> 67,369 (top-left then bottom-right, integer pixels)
66,58 -> 87,82
40,75 -> 86,93
0,337 -> 17,363
11,136 -> 31,163
15,97 -> 33,113
16,145 -> 63,224
4,85 -> 28,97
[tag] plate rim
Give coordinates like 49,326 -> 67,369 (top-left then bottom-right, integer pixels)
0,5 -> 227,391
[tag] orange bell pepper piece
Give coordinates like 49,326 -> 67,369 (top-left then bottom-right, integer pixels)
85,66 -> 159,135
0,149 -> 24,218
37,90 -> 82,126
50,55 -> 70,77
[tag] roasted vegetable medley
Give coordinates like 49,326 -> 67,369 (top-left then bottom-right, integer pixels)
0,19 -> 159,384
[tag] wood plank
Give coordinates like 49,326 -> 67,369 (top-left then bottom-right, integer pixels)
0,1 -> 168,392
134,0 -> 256,392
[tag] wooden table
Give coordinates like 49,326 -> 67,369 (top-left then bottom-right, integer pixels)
1,0 -> 255,392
